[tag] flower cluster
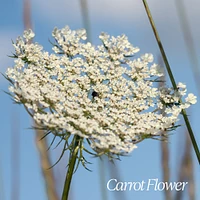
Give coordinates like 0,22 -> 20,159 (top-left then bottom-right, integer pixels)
5,26 -> 196,157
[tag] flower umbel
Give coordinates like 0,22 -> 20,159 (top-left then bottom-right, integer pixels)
5,26 -> 196,159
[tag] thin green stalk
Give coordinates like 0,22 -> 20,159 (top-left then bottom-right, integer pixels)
174,0 -> 200,96
62,135 -> 80,200
142,0 -> 200,164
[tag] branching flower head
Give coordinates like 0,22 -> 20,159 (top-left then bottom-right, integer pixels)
5,26 -> 197,161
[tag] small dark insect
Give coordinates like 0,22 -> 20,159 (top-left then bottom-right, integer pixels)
92,91 -> 99,98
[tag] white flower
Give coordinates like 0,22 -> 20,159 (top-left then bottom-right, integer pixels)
177,82 -> 186,89
23,29 -> 35,41
5,26 -> 197,156
185,93 -> 197,104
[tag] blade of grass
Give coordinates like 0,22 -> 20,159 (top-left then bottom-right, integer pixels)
142,0 -> 200,164
23,0 -> 59,199
107,160 -> 127,200
176,132 -> 195,200
174,0 -> 200,96
11,111 -> 20,200
79,2 -> 109,200
99,157 -> 109,200
35,127 -> 60,200
158,57 -> 172,200
79,0 -> 92,42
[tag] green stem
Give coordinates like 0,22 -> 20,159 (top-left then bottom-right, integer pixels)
142,0 -> 200,164
142,0 -> 177,89
62,135 -> 80,200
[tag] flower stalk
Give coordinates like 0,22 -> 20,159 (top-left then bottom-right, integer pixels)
62,135 -> 81,200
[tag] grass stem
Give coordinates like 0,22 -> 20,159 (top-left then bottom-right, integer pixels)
142,0 -> 200,164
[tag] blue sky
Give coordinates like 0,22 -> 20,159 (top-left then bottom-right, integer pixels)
0,0 -> 199,200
